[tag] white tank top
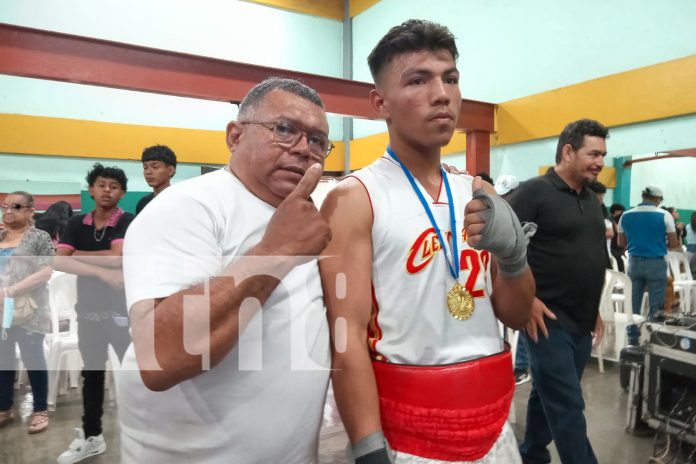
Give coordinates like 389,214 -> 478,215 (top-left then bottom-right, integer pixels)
350,155 -> 503,365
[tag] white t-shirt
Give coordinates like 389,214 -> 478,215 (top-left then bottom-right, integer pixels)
686,224 -> 696,248
119,168 -> 330,464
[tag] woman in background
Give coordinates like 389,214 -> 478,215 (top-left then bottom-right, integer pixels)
686,212 -> 696,271
0,191 -> 54,433
34,200 -> 74,248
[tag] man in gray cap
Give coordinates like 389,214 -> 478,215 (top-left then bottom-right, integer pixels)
617,185 -> 678,344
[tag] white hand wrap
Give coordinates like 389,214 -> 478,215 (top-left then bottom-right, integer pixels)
471,188 -> 528,277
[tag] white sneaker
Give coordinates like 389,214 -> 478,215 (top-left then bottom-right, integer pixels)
57,428 -> 106,464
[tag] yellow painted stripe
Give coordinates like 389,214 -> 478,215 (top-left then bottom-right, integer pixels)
348,129 -> 467,170
538,166 -> 617,188
0,113 -> 346,171
242,0 -> 345,21
3,54 -> 693,174
443,132 -> 467,156
349,0 -> 381,17
324,141 -> 345,171
0,114 -> 230,164
350,54 -> 696,165
600,168 -> 616,189
240,0 -> 383,21
349,131 -> 388,169
496,54 -> 696,146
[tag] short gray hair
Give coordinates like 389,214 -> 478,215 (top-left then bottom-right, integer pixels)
238,77 -> 324,120
8,191 -> 34,207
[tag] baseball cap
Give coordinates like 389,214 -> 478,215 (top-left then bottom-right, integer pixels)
643,186 -> 664,198
494,175 -> 519,196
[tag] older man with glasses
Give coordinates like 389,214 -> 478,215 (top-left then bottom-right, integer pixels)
119,77 -> 333,464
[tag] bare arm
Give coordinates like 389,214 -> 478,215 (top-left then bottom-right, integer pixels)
54,247 -> 108,276
130,250 -> 299,391
319,178 -> 382,444
605,223 -> 615,240
3,266 -> 53,297
667,232 -> 679,250
617,232 -> 627,249
490,258 -> 535,330
70,242 -> 123,268
130,164 -> 330,392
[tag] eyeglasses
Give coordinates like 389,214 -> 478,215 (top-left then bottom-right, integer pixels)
0,203 -> 30,212
241,121 -> 335,159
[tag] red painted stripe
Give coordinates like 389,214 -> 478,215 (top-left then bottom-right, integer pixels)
0,193 -> 80,212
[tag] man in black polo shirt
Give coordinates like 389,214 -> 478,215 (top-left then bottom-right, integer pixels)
508,119 -> 608,464
54,163 -> 134,464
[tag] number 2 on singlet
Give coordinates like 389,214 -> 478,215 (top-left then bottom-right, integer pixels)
460,249 -> 489,298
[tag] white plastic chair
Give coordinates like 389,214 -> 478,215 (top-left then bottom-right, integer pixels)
595,270 -> 646,372
14,346 -> 27,391
594,273 -> 613,372
45,271 -> 82,407
668,251 -> 696,314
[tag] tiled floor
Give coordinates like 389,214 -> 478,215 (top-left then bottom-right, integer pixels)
0,360 -> 683,463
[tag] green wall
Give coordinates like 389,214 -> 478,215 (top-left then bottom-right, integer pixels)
80,190 -> 150,215
0,153 -> 215,210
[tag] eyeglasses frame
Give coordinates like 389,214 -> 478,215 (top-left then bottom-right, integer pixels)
241,121 -> 335,159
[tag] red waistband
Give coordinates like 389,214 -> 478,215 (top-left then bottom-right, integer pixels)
372,348 -> 514,461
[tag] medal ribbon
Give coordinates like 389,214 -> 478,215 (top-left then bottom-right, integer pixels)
386,146 -> 459,281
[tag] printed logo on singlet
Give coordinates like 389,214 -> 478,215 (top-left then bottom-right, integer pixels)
406,227 -> 490,298
406,228 -> 447,273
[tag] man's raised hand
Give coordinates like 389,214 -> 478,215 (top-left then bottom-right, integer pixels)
464,176 -> 489,248
464,176 -> 529,277
259,163 -> 331,258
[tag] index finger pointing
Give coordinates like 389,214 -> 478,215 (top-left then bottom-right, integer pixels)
286,163 -> 323,201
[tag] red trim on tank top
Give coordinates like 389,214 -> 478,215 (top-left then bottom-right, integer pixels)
367,282 -> 388,362
432,171 -> 448,205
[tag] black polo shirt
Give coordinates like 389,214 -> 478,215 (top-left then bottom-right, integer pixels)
135,192 -> 155,215
508,169 -> 607,333
58,209 -> 134,317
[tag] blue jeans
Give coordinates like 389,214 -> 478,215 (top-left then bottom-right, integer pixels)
627,256 -> 667,343
519,324 -> 597,464
0,327 -> 48,412
515,334 -> 529,371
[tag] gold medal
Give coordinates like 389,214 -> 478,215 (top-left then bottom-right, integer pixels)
389,147 -> 473,320
447,282 -> 474,320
